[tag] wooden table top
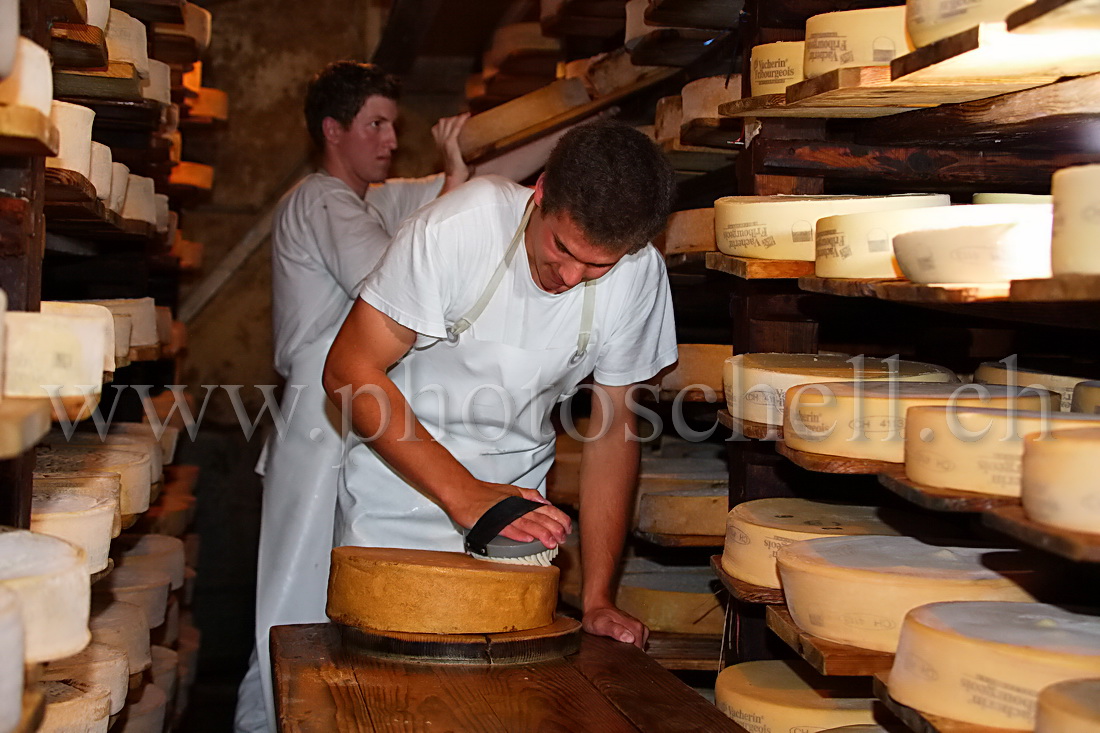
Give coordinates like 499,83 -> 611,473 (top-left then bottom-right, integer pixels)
273,623 -> 741,732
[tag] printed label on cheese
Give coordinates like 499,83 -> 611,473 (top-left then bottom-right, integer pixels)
815,199 -> 952,278
750,42 -> 805,96
804,6 -> 912,78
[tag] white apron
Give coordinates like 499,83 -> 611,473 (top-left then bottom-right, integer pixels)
336,200 -> 597,550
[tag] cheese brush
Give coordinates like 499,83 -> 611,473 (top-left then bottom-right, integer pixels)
463,496 -> 560,566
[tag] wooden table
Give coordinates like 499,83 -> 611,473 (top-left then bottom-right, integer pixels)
273,624 -> 742,732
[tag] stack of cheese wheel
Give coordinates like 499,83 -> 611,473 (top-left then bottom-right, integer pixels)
113,534 -> 186,592
893,204 -> 1053,283
327,547 -> 559,634
89,142 -> 113,202
905,406 -> 1100,497
1052,164 -> 1100,275
659,343 -> 728,396
105,9 -> 150,78
722,499 -> 919,589
150,645 -> 179,700
816,197 -> 965,279
0,37 -> 53,117
1072,380 -> 1100,413
93,565 -> 172,628
636,481 -> 726,537
47,429 -> 163,486
89,598 -> 151,675
777,537 -> 1043,652
616,558 -> 723,635
716,660 -> 876,730
0,528 -> 90,663
724,353 -> 957,427
118,683 -> 168,733
35,475 -> 121,537
37,679 -> 111,732
78,298 -> 158,351
45,100 -> 96,179
784,381 -> 1058,463
714,194 -> 947,261
975,360 -> 1090,412
121,175 -> 158,226
973,193 -> 1052,204
40,299 -> 117,373
43,643 -> 129,717
907,0 -> 1038,48
108,163 -> 129,214
0,588 -> 23,733
750,41 -> 805,96
889,602 -> 1100,729
30,481 -> 116,573
1036,679 -> 1100,732
35,443 -> 152,518
803,6 -> 911,78
1021,426 -> 1100,534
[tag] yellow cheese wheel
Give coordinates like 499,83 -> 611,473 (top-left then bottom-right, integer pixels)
1021,426 -> 1100,534
1036,679 -> 1100,733
973,193 -> 1052,204
750,42 -> 804,96
615,560 -> 723,635
637,487 -> 725,536
804,6 -> 912,78
975,360 -> 1090,412
660,343 -> 728,395
1072,380 -> 1100,414
907,0 -> 1037,48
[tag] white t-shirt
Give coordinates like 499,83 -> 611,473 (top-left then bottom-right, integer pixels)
360,175 -> 677,388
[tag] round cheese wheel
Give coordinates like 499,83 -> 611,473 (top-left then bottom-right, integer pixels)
141,59 -> 171,106
905,406 -> 1100,497
149,646 -> 179,700
151,594 -> 180,648
637,487 -> 726,536
327,547 -> 559,634
39,301 -> 116,373
0,588 -> 23,733
38,679 -> 111,733
46,100 -> 96,178
93,565 -> 171,628
716,660 -> 876,731
889,602 -> 1100,729
1072,380 -> 1100,414
108,163 -> 129,214
89,142 -> 112,202
724,353 -> 957,426
77,298 -> 158,348
615,560 -> 723,635
722,499 -> 911,588
907,0 -> 1037,48
35,444 -> 152,516
893,205 -> 1053,283
681,75 -> 741,122
804,6 -> 911,78
0,528 -> 90,663
121,175 -> 158,225
48,431 -> 162,484
44,642 -> 128,715
784,381 -> 1058,463
975,361 -> 1090,412
1036,678 -> 1100,733
4,310 -> 107,402
105,9 -> 150,78
113,534 -> 185,590
116,682 -> 167,733
659,343 -> 728,395
1052,164 -> 1100,275
777,536 -> 1041,652
86,0 -> 109,30
0,37 -> 53,116
30,485 -> 115,573
89,598 -> 151,674
973,193 -> 1052,204
715,194 -> 946,261
1021,426 -> 1100,534
750,41 -> 805,96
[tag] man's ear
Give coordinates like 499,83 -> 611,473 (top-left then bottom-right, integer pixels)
322,117 -> 344,146
533,173 -> 545,206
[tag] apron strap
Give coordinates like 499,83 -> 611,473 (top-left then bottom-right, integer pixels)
569,280 -> 596,365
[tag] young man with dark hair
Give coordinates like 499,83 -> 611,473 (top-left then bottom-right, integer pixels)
324,120 -> 678,648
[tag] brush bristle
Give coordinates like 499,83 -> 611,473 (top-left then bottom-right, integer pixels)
470,546 -> 560,566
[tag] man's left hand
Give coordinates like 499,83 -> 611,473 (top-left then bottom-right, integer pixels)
582,605 -> 649,649
432,112 -> 471,193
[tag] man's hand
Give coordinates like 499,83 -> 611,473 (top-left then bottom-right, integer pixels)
583,605 -> 649,649
441,480 -> 572,549
432,112 -> 471,194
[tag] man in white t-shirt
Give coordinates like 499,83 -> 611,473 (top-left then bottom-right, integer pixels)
324,121 -> 678,646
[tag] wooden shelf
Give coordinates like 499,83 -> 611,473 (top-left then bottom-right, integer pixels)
705,252 -> 815,279
645,631 -> 723,671
54,61 -> 145,102
719,92 -> 904,119
679,119 -> 743,150
0,106 -> 60,157
870,280 -> 1010,304
645,0 -> 741,30
798,276 -> 889,298
717,410 -> 782,441
49,23 -> 109,69
660,138 -> 737,172
767,606 -> 894,677
1009,274 -> 1100,302
541,0 -> 625,38
151,25 -> 202,66
111,0 -> 185,24
1007,0 -> 1100,32
629,29 -> 725,67
776,441 -> 897,475
44,168 -> 159,243
634,530 -> 723,548
983,504 -> 1100,562
0,399 -> 51,460
58,97 -> 164,132
878,470 -> 1018,513
710,556 -> 785,605
873,673 -> 1017,733
664,251 -> 708,270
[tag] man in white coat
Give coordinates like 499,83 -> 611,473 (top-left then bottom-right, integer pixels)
324,121 -> 678,646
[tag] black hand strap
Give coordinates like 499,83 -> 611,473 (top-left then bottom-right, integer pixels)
464,496 -> 544,557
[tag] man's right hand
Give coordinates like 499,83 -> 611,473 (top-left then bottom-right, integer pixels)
443,480 -> 571,549
432,112 -> 471,194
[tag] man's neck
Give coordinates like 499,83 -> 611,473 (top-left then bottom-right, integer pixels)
321,153 -> 369,198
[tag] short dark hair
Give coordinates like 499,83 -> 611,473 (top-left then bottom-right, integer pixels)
541,121 -> 674,255
304,61 -> 400,149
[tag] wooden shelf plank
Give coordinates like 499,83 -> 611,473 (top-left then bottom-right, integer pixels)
798,276 -> 891,298
111,0 -> 185,24
53,61 -> 144,102
767,606 -> 894,677
776,441 -> 897,475
871,280 -> 1010,304
710,555 -> 785,605
645,631 -> 723,671
634,530 -> 723,548
644,0 -> 741,30
983,504 -> 1100,562
629,29 -> 725,67
0,399 -> 51,460
1008,0 -> 1100,32
717,410 -> 783,440
49,23 -> 109,69
1009,274 -> 1100,302
878,470 -> 1018,513
0,106 -> 60,157
705,252 -> 814,279
873,673 -> 1016,733
150,26 -> 202,66
679,118 -> 743,149
719,93 -> 905,119
660,138 -> 737,171
44,168 -> 158,243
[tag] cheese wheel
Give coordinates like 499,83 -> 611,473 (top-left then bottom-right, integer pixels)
112,422 -> 179,465
815,198 -> 955,279
1072,380 -> 1100,413
0,37 -> 53,115
34,475 -> 121,538
654,95 -> 681,143
715,194 -> 947,261
327,547 -> 558,634
88,598 -> 151,673
681,75 -> 741,121
4,310 -> 108,401
76,298 -> 157,347
1020,426 -> 1100,534
183,3 -> 212,50
46,101 -> 96,179
117,683 -> 167,733
804,6 -> 912,79
121,175 -> 157,225
660,344 -> 728,395
154,193 -> 170,234
750,41 -> 805,96
659,208 -> 715,256
724,353 -> 957,427
113,534 -> 185,590
151,594 -> 179,648
975,361 -> 1089,412
893,205 -> 1053,283
906,406 -> 1100,497
105,10 -> 150,79
1036,679 -> 1100,733
1052,164 -> 1100,275
889,602 -> 1100,729
149,646 -> 178,699
973,193 -> 1052,204
35,444 -> 152,516
30,485 -> 115,573
107,163 -> 129,214
38,679 -> 111,733
0,0 -> 15,80
624,0 -> 651,48
0,588 -> 23,733
88,142 -> 112,202
112,314 -> 132,361
45,431 -> 162,485
722,499 -> 912,589
0,528 -> 90,663
716,660 -> 876,731
44,643 -> 129,715
85,0 -> 109,30
40,301 -> 116,372
784,381 -> 1057,463
907,0 -> 1037,48
93,565 -> 171,628
777,537 -> 1041,653
141,59 -> 171,106
637,487 -> 725,536
615,560 -> 723,635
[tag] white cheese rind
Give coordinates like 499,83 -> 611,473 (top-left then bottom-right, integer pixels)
149,645 -> 179,699
975,361 -> 1088,412
113,534 -> 185,590
681,75 -> 741,121
1052,164 -> 1100,275
86,0 -> 109,30
4,311 -> 108,400
804,6 -> 912,78
907,0 -> 1038,48
1036,679 -> 1100,733
889,602 -> 1100,730
88,598 -> 151,674
40,301 -> 116,373
0,587 -> 23,733
30,486 -> 115,573
0,37 -> 53,116
46,100 -> 96,178
117,682 -> 167,733
1020,426 -> 1100,534
141,59 -> 172,106
44,642 -> 129,715
750,42 -> 805,96
38,679 -> 111,733
120,175 -> 158,225
92,565 -> 171,628
624,0 -> 651,48
35,444 -> 152,516
105,9 -> 150,78
89,142 -> 113,202
108,163 -> 129,214
0,0 -> 16,80
76,297 -> 157,347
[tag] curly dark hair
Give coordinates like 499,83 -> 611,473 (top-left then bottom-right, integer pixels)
540,120 -> 675,255
304,61 -> 400,149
